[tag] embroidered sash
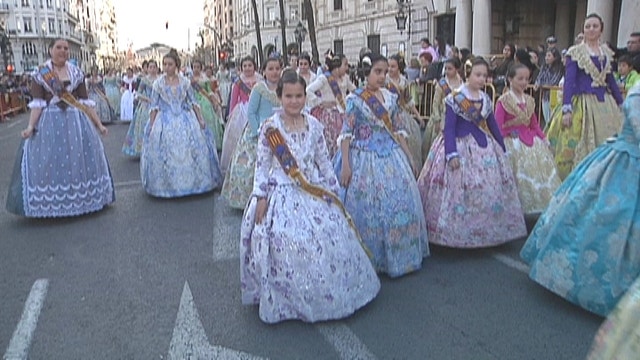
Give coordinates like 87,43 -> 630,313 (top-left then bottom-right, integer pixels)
452,91 -> 491,134
38,66 -> 94,120
386,81 -> 407,108
438,78 -> 453,96
264,126 -> 373,260
327,74 -> 346,110
357,88 -> 401,144
191,80 -> 216,107
237,79 -> 252,97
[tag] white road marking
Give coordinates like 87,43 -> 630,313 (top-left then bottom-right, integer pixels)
168,281 -> 266,360
489,252 -> 530,275
3,279 -> 49,360
7,119 -> 23,129
113,180 -> 141,189
212,196 -> 241,262
316,323 -> 378,360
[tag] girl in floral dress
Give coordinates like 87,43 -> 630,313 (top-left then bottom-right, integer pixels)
334,53 -> 429,278
191,60 -> 224,151
240,70 -> 379,323
141,50 -> 222,198
545,13 -> 623,179
220,57 -> 260,174
306,54 -> 355,158
386,54 -> 425,168
423,58 -> 463,162
86,67 -> 112,124
520,83 -> 640,316
123,60 -> 158,157
417,58 -> 526,248
495,64 -> 561,215
222,57 -> 281,209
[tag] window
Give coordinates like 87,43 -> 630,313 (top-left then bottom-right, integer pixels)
333,0 -> 342,11
23,17 -> 32,32
267,7 -> 275,21
48,18 -> 55,33
46,0 -> 52,8
289,5 -> 298,20
21,0 -> 29,7
367,34 -> 380,54
334,39 -> 343,55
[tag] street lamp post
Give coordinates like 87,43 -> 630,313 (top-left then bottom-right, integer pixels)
293,21 -> 307,55
395,1 -> 409,34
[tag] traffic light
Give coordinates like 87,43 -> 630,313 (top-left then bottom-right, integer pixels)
6,64 -> 14,73
218,51 -> 226,61
165,21 -> 168,30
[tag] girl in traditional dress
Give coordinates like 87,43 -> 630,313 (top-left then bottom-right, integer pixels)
297,52 -> 316,89
495,64 -> 561,215
191,60 -> 224,151
417,58 -> 526,248
306,54 -> 355,158
520,83 -> 640,316
140,49 -> 222,198
240,70 -> 380,324
221,57 -> 282,209
6,38 -> 114,217
546,13 -> 624,180
423,58 -> 463,162
103,68 -> 121,117
587,274 -> 640,359
334,53 -> 428,278
219,56 -> 260,174
122,60 -> 159,157
386,54 -> 425,168
120,68 -> 136,121
217,62 -> 232,112
86,66 -> 112,124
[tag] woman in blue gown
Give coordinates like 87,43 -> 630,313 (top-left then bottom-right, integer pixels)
520,82 -> 640,316
140,49 -> 222,198
6,39 -> 114,217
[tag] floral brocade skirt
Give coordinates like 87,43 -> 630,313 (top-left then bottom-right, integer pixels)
221,124 -> 257,209
310,106 -> 344,159
418,134 -> 527,248
504,136 -> 561,215
545,94 -> 622,180
240,184 -> 380,323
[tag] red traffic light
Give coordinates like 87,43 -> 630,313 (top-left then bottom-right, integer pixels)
6,64 -> 14,73
218,51 -> 226,60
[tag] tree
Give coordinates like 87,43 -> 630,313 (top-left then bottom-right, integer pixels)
250,0 -> 264,66
278,0 -> 288,64
303,0 -> 320,67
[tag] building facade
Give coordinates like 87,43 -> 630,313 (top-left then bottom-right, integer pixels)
95,0 -> 118,71
203,0 -> 234,66
229,0 -> 640,66
0,0 -> 104,74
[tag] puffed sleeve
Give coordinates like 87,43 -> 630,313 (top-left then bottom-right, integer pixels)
28,81 -> 47,108
306,76 -> 326,109
486,110 -> 506,152
443,105 -> 459,160
337,95 -> 357,143
562,57 -> 578,112
252,123 -> 273,198
607,71 -> 624,105
494,100 -> 509,137
246,85 -> 262,136
313,121 -> 340,194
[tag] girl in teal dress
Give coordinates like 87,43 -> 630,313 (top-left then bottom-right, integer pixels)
103,68 -> 121,116
123,61 -> 159,157
191,60 -> 224,150
521,82 -> 640,316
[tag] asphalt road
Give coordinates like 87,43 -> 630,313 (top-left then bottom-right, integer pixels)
0,113 -> 603,359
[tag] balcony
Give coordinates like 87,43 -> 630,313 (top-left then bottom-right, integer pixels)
66,10 -> 79,23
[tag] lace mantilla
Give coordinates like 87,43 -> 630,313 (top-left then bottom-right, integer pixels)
566,43 -> 613,88
498,92 -> 535,127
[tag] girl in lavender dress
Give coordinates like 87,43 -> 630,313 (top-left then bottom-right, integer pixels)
6,39 -> 114,217
417,58 -> 527,248
545,13 -> 623,179
240,70 -> 379,323
334,53 -> 429,278
141,50 -> 222,198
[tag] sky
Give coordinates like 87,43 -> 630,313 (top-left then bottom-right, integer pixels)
112,0 -> 204,51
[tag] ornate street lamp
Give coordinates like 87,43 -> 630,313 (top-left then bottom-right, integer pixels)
395,9 -> 407,33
